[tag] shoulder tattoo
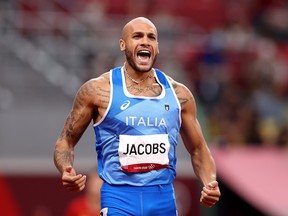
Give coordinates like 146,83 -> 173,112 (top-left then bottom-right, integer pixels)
172,82 -> 190,106
96,86 -> 110,109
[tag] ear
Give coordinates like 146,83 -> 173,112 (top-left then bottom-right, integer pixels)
119,39 -> 125,51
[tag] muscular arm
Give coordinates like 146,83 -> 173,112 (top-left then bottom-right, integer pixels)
53,74 -> 110,192
173,81 -> 220,207
54,79 -> 97,173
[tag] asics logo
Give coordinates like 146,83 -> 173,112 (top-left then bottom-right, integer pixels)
120,100 -> 130,110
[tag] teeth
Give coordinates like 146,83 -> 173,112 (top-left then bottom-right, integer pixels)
139,50 -> 150,54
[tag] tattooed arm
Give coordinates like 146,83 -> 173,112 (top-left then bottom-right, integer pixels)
172,80 -> 221,208
54,74 -> 110,192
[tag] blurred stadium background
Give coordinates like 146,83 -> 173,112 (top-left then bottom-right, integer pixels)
0,0 -> 288,215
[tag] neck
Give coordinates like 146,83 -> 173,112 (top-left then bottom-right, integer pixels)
124,66 -> 152,85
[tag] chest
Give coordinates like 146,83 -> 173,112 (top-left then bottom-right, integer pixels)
125,83 -> 162,97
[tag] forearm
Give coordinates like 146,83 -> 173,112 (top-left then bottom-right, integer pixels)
192,145 -> 217,186
53,140 -> 75,174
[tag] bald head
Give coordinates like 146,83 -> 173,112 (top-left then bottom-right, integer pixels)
121,17 -> 158,40
119,17 -> 159,72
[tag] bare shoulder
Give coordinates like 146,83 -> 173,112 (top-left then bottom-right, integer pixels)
76,72 -> 110,105
83,72 -> 110,90
167,76 -> 195,107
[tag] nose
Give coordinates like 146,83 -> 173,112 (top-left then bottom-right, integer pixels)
140,35 -> 150,46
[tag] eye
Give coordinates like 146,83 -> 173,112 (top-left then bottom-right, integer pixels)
132,33 -> 143,39
148,34 -> 157,40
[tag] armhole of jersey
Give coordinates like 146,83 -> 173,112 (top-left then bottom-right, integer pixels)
93,70 -> 113,127
165,74 -> 182,126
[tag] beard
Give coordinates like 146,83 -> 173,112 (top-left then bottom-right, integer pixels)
125,49 -> 157,73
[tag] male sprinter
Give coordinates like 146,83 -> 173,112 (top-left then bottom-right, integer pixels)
54,17 -> 221,215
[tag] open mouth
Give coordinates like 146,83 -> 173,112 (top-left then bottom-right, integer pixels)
137,50 -> 151,61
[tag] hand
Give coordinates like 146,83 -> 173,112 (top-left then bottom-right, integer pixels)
200,180 -> 221,208
62,166 -> 87,192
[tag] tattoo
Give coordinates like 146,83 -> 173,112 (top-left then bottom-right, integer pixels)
54,148 -> 74,171
59,113 -> 82,141
82,81 -> 98,97
96,86 -> 109,109
178,97 -> 189,106
126,83 -> 162,96
59,82 -> 96,142
172,81 -> 190,106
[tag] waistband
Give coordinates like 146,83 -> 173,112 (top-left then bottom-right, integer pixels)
101,182 -> 174,192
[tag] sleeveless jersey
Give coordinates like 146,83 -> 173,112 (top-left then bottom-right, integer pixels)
93,67 -> 181,186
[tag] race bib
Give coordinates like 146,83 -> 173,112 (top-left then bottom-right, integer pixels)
119,134 -> 170,172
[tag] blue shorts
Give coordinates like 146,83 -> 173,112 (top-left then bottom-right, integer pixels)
100,182 -> 178,216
